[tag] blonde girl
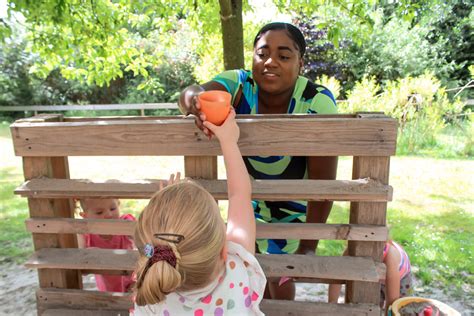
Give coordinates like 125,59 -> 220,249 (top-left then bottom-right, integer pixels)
133,109 -> 266,315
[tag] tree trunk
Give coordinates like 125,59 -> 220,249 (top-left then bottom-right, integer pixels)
218,0 -> 244,70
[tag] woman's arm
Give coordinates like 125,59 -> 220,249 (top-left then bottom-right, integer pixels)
297,156 -> 338,254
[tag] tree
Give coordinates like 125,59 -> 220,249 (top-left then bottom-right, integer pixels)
1,0 -> 426,88
219,0 -> 244,70
2,0 -> 239,86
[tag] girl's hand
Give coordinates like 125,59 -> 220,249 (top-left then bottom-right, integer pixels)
202,108 -> 238,144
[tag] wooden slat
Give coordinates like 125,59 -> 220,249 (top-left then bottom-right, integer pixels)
76,272 -> 353,285
36,288 -> 380,316
256,254 -> 380,282
15,178 -> 393,201
37,288 -> 132,315
260,299 -> 380,316
10,115 -> 398,156
25,248 -> 383,282
61,113 -> 357,122
25,218 -> 388,241
42,309 -> 128,316
347,156 -> 391,305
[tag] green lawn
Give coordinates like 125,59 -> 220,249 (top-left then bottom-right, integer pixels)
1,121 -> 472,299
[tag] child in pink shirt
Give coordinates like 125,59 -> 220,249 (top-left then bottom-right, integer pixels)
78,198 -> 135,292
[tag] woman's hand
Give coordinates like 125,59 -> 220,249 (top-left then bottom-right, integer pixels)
179,85 -> 213,138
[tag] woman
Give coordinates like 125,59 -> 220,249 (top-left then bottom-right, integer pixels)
178,22 -> 338,300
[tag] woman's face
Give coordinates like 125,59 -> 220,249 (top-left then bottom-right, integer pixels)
252,29 -> 303,95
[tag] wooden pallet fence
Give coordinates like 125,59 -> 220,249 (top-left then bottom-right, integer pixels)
11,112 -> 397,315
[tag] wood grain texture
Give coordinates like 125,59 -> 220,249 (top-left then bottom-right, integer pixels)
26,248 -> 383,282
25,218 -> 388,241
21,114 -> 82,290
11,116 -> 397,156
36,288 -> 131,315
346,156 -> 391,304
260,299 -> 380,316
36,288 -> 380,316
15,178 -> 393,201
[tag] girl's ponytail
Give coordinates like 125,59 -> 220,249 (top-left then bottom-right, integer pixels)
134,181 -> 226,306
135,244 -> 183,306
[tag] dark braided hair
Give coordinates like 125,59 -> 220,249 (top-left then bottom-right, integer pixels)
253,22 -> 306,58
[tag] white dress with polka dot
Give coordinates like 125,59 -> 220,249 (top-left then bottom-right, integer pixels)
133,241 -> 267,316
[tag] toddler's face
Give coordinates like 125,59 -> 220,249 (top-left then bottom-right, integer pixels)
81,199 -> 120,220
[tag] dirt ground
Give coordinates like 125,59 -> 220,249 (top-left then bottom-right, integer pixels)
1,262 -> 471,315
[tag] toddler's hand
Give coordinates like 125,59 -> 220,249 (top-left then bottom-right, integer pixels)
202,108 -> 239,144
159,172 -> 182,190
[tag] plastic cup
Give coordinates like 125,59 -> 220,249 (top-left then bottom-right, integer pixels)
198,90 -> 231,126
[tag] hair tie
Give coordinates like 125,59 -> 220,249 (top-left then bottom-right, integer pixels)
144,244 -> 178,268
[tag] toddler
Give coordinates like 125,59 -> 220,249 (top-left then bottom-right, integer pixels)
133,109 -> 266,315
328,240 -> 413,309
78,197 -> 136,292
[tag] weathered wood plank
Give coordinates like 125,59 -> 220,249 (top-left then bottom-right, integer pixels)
260,299 -> 380,316
15,178 -> 393,201
346,156 -> 391,305
25,218 -> 388,241
26,248 -> 382,282
36,288 -> 380,316
37,288 -> 132,315
42,309 -> 128,316
10,116 -> 398,156
184,156 -> 217,179
256,253 -> 381,282
63,113 -> 356,122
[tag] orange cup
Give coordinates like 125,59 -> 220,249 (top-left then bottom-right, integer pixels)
198,90 -> 231,126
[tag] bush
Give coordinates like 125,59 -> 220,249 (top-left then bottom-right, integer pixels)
341,14 -> 451,92
317,75 -> 341,100
119,58 -> 197,104
339,73 -> 466,155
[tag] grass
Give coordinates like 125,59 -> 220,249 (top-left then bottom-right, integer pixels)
0,121 -> 472,300
0,167 -> 33,263
397,119 -> 474,158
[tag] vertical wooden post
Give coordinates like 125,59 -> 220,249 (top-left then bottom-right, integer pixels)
346,156 -> 390,304
20,115 -> 82,292
184,156 -> 218,179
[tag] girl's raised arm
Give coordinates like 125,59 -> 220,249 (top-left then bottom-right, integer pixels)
203,110 -> 255,254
